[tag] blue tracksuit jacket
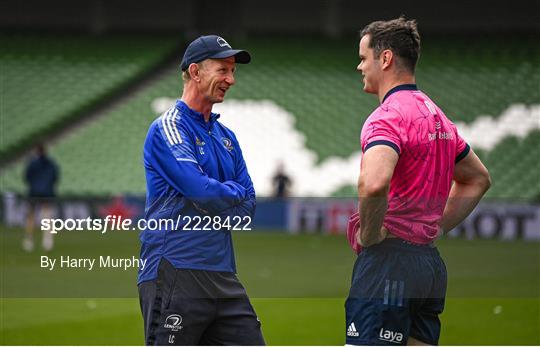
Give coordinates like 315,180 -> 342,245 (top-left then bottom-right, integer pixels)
137,99 -> 255,284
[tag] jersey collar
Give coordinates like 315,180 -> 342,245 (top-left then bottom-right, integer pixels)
176,99 -> 220,126
382,84 -> 418,103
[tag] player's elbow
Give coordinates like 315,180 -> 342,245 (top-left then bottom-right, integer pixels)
358,178 -> 390,197
468,167 -> 491,194
481,169 -> 492,192
472,163 -> 492,191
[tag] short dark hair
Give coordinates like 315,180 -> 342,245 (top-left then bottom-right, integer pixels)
360,16 -> 421,73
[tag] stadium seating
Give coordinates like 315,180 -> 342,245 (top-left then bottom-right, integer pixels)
1,36 -> 539,200
479,130 -> 540,200
0,34 -> 179,156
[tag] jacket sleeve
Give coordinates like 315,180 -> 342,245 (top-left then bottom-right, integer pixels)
147,122 -> 247,213
24,161 -> 32,184
216,132 -> 256,222
52,161 -> 60,185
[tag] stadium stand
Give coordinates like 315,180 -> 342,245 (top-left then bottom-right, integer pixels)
1,36 -> 539,199
0,34 -> 179,157
480,130 -> 540,200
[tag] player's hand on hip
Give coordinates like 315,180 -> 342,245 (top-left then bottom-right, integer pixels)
435,225 -> 445,241
357,226 -> 388,247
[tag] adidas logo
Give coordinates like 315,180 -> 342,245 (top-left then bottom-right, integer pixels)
347,322 -> 359,337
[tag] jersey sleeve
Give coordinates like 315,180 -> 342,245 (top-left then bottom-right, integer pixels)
146,121 -> 247,213
361,108 -> 403,155
453,124 -> 470,163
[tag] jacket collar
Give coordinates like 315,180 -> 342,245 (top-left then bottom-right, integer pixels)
176,99 -> 220,127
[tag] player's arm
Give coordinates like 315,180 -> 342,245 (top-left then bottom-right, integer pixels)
357,145 -> 399,247
148,126 -> 247,213
216,133 -> 256,221
24,162 -> 32,184
439,150 -> 491,233
52,162 -> 60,185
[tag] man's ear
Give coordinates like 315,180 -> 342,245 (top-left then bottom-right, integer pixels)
381,49 -> 393,70
188,63 -> 200,82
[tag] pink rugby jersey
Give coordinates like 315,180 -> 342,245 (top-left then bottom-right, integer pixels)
357,84 -> 470,246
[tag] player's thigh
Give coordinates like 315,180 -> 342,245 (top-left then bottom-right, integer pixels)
346,297 -> 410,345
409,255 -> 447,346
346,252 -> 411,345
200,297 -> 265,346
154,297 -> 214,345
138,280 -> 158,345
26,199 -> 37,221
140,260 -> 213,345
409,308 -> 442,346
407,336 -> 431,345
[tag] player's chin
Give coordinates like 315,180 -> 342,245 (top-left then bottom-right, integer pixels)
212,94 -> 226,103
363,83 -> 375,94
362,84 -> 370,93
218,90 -> 228,100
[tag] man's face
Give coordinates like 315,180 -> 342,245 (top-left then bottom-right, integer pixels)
197,57 -> 236,104
357,35 -> 381,94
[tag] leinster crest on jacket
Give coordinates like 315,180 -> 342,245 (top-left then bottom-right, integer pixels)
221,137 -> 234,152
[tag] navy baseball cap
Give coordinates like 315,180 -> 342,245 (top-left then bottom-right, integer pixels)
180,35 -> 251,71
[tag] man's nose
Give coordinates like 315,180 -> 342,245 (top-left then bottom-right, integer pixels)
225,73 -> 235,85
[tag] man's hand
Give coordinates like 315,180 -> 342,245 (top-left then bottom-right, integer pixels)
357,225 -> 389,247
346,212 -> 362,253
435,225 -> 444,241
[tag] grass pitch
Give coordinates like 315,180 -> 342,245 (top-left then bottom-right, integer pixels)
1,227 -> 539,345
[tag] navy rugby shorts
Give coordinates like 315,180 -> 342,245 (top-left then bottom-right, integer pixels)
345,238 -> 447,345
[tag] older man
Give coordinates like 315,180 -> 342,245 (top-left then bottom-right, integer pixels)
138,35 -> 264,345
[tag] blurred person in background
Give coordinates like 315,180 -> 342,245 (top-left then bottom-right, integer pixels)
272,161 -> 292,199
137,35 -> 264,345
345,17 -> 490,345
23,143 -> 59,252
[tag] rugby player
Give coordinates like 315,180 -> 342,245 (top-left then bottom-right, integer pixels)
345,17 -> 491,345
